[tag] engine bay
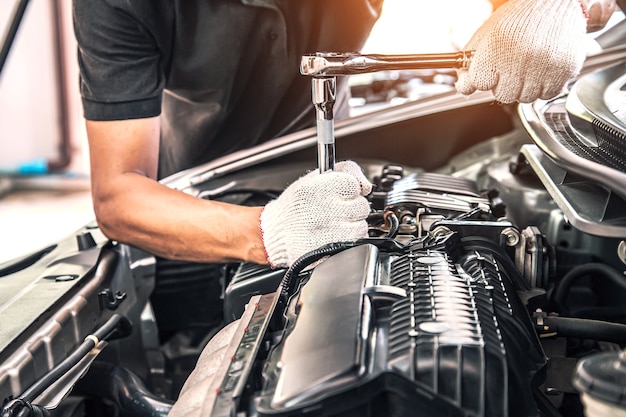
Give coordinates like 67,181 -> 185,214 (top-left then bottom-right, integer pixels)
185,151 -> 625,416
208,170 -> 551,417
2,52 -> 626,417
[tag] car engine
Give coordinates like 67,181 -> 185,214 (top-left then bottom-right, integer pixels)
2,48 -> 626,417
208,170 -> 549,417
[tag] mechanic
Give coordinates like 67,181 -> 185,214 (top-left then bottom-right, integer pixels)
73,0 -> 616,271
73,0 -> 381,270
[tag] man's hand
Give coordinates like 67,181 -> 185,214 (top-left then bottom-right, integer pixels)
456,0 -> 589,103
260,161 -> 372,268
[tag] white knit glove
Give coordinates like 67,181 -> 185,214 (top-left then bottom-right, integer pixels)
456,0 -> 588,103
260,161 -> 372,268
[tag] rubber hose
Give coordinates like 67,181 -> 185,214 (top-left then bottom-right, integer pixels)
73,362 -> 173,417
384,212 -> 400,239
570,305 -> 626,320
543,316 -> 626,345
18,314 -> 126,402
280,241 -> 356,301
553,263 -> 626,314
2,314 -> 128,417
1,400 -> 46,417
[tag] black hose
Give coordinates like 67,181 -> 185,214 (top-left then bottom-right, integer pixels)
570,305 -> 626,320
1,401 -> 48,417
72,362 -> 173,417
20,314 -> 128,402
280,241 -> 359,302
384,212 -> 400,239
1,315 -> 130,417
278,237 -> 407,304
553,263 -> 626,314
366,211 -> 400,238
542,316 -> 626,345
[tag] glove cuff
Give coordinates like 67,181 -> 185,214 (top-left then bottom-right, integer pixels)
577,0 -> 590,19
260,201 -> 288,269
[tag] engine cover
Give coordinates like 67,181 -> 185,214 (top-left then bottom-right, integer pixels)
208,235 -> 547,417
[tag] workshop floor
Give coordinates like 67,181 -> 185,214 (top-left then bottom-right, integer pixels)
0,178 -> 94,264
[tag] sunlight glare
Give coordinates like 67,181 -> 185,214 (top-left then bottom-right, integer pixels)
362,0 -> 493,54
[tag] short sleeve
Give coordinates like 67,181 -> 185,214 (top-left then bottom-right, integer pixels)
72,0 -> 167,120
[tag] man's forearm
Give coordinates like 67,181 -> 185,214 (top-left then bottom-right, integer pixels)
490,0 -> 617,31
93,172 -> 267,264
580,0 -> 618,31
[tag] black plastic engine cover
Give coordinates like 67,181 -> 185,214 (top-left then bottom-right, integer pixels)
221,236 -> 547,417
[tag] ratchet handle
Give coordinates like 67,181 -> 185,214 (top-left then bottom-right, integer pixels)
300,51 -> 474,77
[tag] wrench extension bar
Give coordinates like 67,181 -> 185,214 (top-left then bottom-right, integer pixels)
302,51 -> 474,173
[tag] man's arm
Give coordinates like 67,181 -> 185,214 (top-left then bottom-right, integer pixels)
86,117 -> 267,264
580,0 -> 617,32
491,0 -> 617,30
86,118 -> 373,267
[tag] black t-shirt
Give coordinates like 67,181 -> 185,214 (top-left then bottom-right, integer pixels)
73,0 -> 382,178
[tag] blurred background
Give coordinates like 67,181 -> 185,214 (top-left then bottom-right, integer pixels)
0,1 -> 92,264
